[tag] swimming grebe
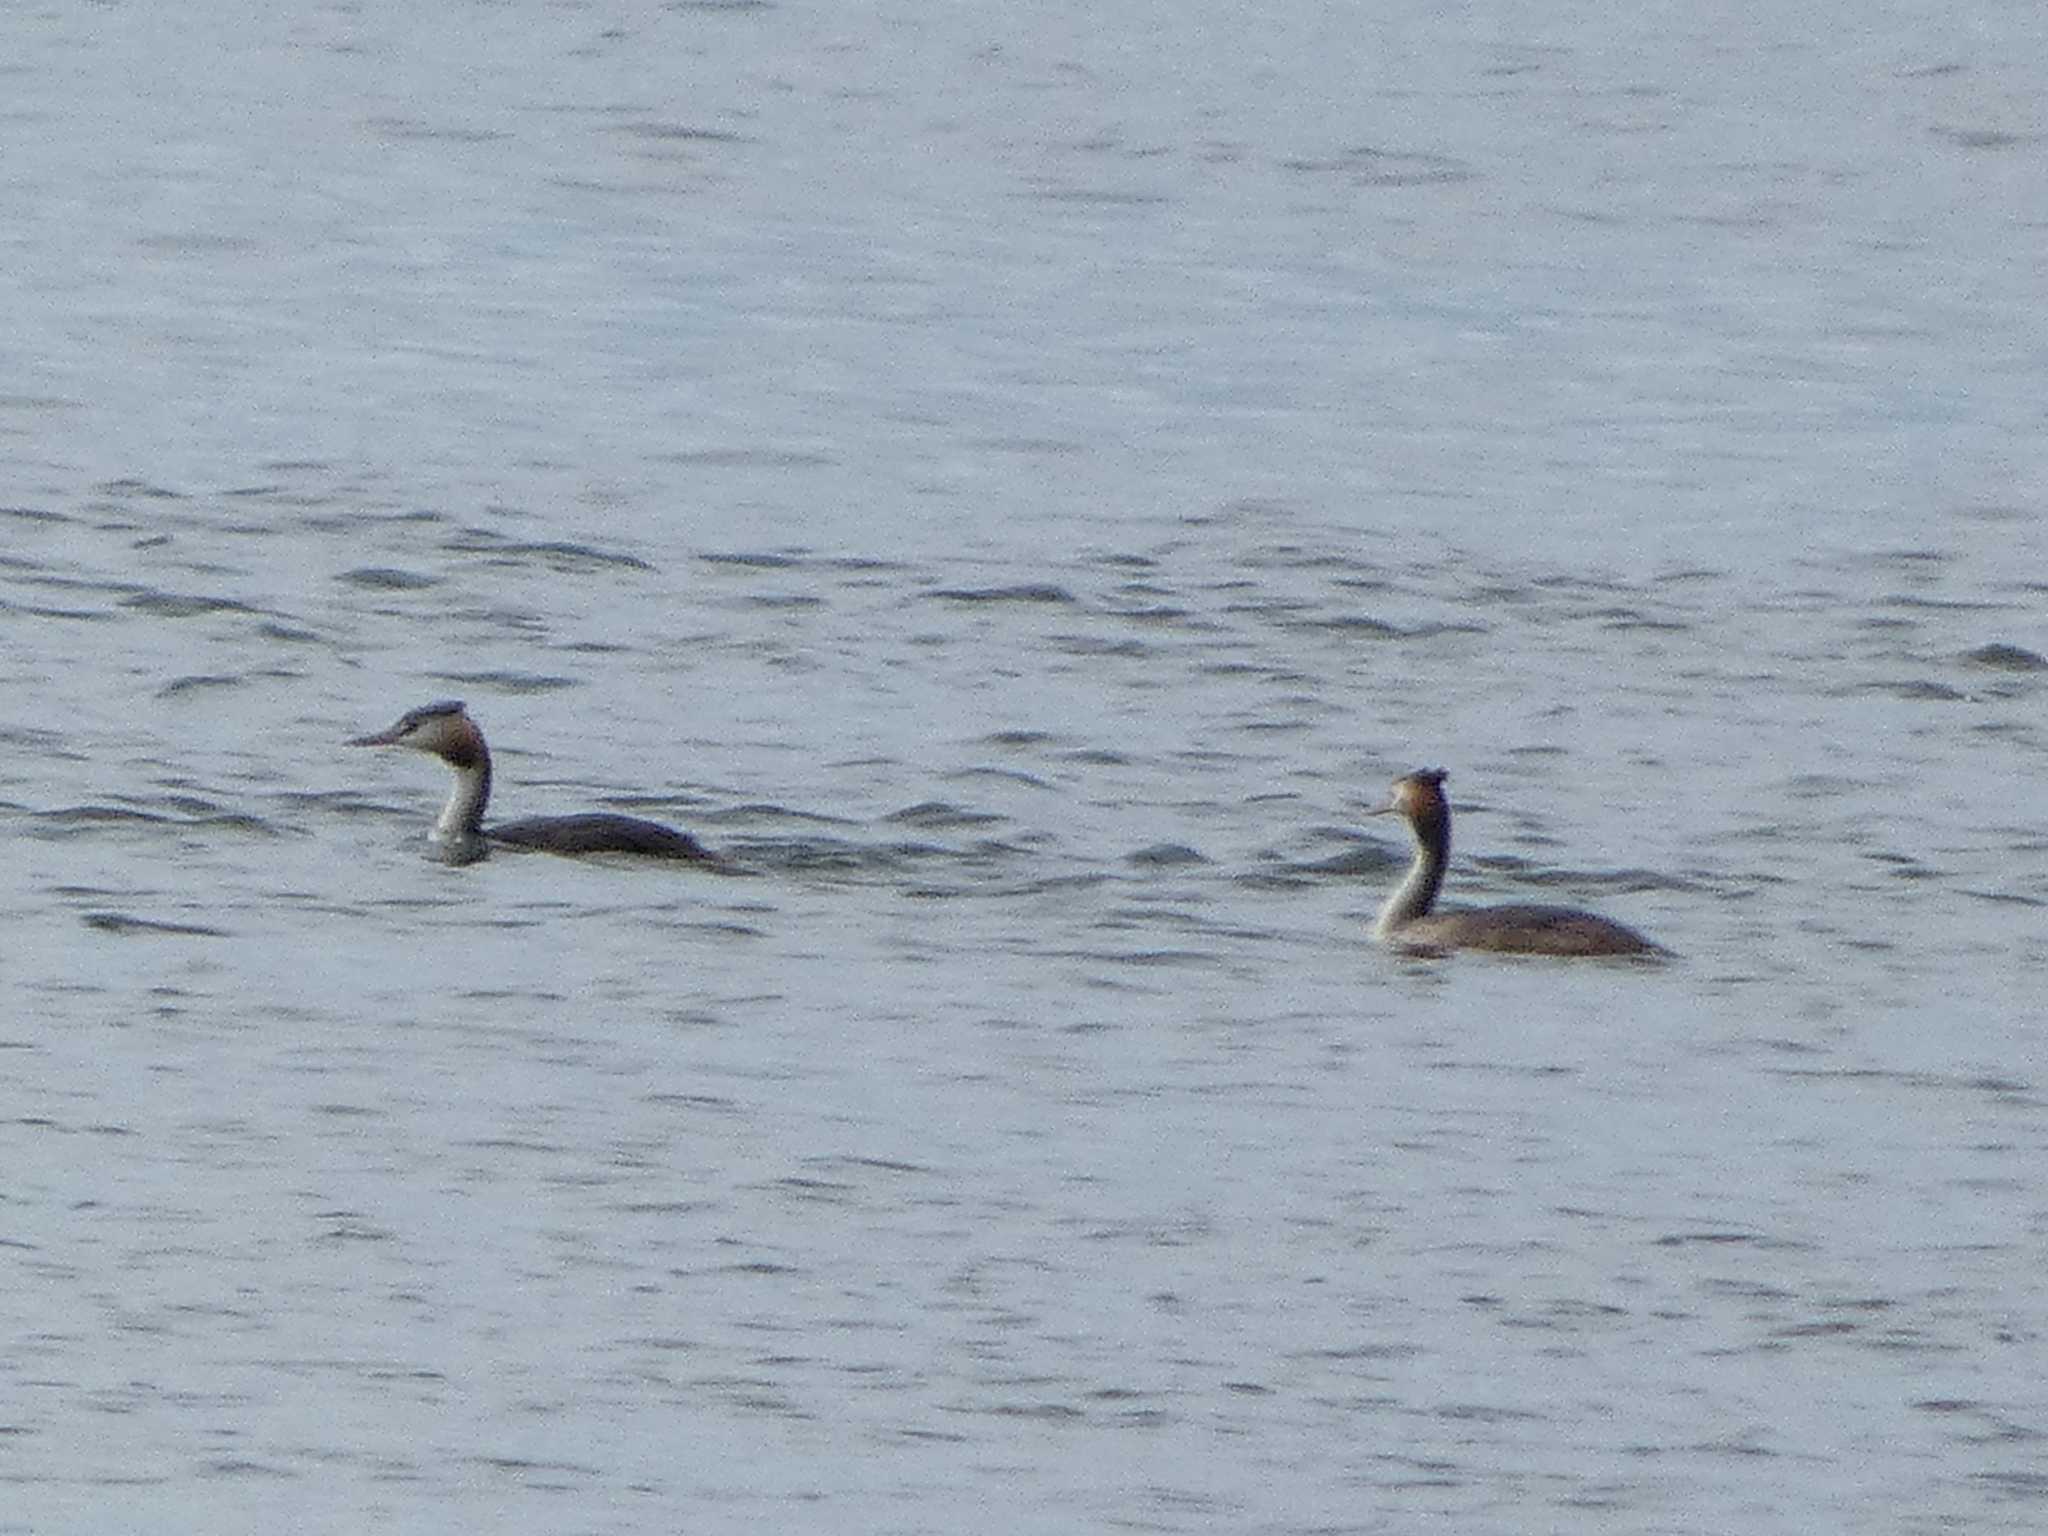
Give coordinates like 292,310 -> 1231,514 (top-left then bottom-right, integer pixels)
348,700 -> 724,867
1368,768 -> 1663,957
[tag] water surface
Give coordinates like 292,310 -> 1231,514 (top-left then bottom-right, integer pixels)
4,3 -> 2047,1532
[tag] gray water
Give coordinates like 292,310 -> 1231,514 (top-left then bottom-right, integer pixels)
5,3 -> 2047,1531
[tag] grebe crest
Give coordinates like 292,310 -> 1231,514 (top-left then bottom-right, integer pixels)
1367,767 -> 1664,959
349,700 -> 726,868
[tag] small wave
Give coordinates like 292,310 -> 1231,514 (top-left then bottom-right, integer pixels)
1293,613 -> 1403,637
36,805 -> 172,827
1295,845 -> 1401,877
710,836 -> 950,876
1281,145 -> 1476,186
82,911 -> 229,938
884,801 -> 1006,830
614,121 -> 750,144
94,477 -> 184,500
1108,604 -> 1196,625
339,566 -> 440,590
1963,642 -> 2046,671
908,871 -> 1110,901
661,446 -> 832,468
1125,843 -> 1207,868
438,671 -> 579,694
158,674 -> 243,698
447,534 -> 654,572
699,801 -> 862,829
944,765 -> 1053,791
930,584 -> 1075,604
33,802 -> 273,837
1054,634 -> 1148,658
119,591 -> 257,618
701,551 -> 803,569
1856,679 -> 1970,702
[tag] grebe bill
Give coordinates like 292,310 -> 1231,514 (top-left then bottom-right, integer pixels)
1366,768 -> 1664,957
348,700 -> 724,867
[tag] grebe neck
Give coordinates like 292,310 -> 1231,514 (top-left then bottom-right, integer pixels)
1375,802 -> 1448,938
433,740 -> 492,856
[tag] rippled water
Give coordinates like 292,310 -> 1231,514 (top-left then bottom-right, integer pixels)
6,3 -> 2048,1532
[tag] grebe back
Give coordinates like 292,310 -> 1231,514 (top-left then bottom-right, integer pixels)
1367,768 -> 1663,957
349,700 -> 724,867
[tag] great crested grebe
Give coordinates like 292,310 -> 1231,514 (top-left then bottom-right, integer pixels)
349,700 -> 724,867
1368,768 -> 1663,957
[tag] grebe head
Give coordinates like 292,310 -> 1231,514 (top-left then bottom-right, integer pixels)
347,700 -> 486,767
349,700 -> 494,861
1368,767 -> 1449,838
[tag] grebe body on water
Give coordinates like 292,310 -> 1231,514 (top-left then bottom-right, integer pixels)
349,700 -> 724,867
1368,768 -> 1663,957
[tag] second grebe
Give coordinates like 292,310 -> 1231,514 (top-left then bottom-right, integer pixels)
1368,768 -> 1663,957
349,700 -> 724,867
